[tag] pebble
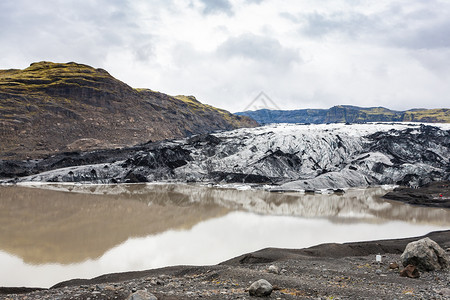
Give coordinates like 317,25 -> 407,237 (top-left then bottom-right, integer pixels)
436,288 -> 450,296
389,262 -> 399,269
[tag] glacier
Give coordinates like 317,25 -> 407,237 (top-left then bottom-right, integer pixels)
2,123 -> 449,191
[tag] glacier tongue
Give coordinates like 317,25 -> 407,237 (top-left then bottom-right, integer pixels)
6,123 -> 450,190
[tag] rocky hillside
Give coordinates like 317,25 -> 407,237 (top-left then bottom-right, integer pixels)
236,105 -> 450,124
0,62 -> 257,159
3,123 -> 449,191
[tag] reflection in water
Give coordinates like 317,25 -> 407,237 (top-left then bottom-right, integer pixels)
0,184 -> 229,265
17,183 -> 450,224
0,183 -> 449,288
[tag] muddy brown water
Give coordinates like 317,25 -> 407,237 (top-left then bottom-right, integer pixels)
0,183 -> 449,288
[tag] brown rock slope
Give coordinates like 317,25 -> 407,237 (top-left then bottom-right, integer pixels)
0,61 -> 257,159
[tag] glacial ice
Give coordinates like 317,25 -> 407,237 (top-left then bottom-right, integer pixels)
7,122 -> 450,191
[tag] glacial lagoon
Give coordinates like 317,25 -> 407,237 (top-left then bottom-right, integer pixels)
0,183 -> 449,288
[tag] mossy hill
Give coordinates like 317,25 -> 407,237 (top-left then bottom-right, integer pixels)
0,62 -> 257,159
236,105 -> 450,124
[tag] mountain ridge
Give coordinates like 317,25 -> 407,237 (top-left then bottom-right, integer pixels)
0,61 -> 257,159
235,105 -> 450,124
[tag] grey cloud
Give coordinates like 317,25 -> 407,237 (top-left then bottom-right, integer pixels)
0,0 -> 154,65
199,0 -> 233,16
283,3 -> 450,51
380,3 -> 450,50
411,50 -> 450,76
246,0 -> 265,4
217,33 -> 301,66
279,12 -> 299,23
198,0 -> 264,16
133,40 -> 155,62
298,12 -> 378,38
390,20 -> 450,50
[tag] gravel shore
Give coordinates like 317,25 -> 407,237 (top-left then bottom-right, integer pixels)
383,181 -> 450,208
1,230 -> 449,300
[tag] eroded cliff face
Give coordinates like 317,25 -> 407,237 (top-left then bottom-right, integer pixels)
236,106 -> 450,124
0,61 -> 257,159
2,123 -> 449,190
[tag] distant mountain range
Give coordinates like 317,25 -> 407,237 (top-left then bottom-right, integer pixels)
235,105 -> 450,124
0,61 -> 257,159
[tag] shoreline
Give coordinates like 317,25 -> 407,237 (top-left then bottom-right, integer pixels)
383,181 -> 450,208
2,230 -> 449,299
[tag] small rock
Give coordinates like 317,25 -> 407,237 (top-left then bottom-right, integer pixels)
401,237 -> 450,271
400,264 -> 420,278
126,290 -> 158,300
375,269 -> 382,275
436,288 -> 450,297
248,279 -> 273,297
389,262 -> 399,269
268,265 -> 280,274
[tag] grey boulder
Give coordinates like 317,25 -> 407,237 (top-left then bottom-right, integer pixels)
127,290 -> 158,300
267,265 -> 280,274
401,237 -> 450,271
248,279 -> 273,297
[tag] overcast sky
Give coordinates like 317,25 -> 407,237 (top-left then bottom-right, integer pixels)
1,0 -> 449,112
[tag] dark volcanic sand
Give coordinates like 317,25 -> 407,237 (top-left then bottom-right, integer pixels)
1,230 -> 449,300
383,181 -> 450,208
